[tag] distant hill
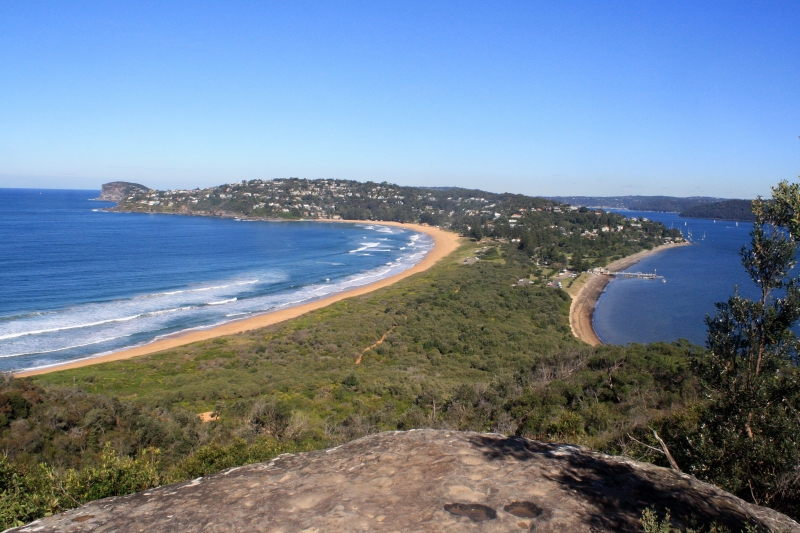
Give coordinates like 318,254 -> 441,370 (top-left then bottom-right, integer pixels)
679,199 -> 755,222
110,177 -> 683,271
548,195 -> 724,213
98,181 -> 151,202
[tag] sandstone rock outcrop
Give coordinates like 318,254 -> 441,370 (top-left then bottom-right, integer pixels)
9,430 -> 799,532
98,181 -> 150,202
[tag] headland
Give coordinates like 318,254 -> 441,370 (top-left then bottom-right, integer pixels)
569,242 -> 690,346
15,221 -> 461,377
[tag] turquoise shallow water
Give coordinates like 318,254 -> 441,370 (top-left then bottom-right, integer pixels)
0,189 -> 432,371
593,211 -> 758,346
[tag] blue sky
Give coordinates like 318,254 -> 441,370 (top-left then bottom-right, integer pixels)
0,2 -> 797,197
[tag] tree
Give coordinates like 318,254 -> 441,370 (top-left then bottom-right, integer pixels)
689,180 -> 800,516
468,218 -> 484,240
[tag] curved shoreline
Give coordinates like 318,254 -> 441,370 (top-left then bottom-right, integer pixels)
16,221 -> 462,378
569,242 -> 690,346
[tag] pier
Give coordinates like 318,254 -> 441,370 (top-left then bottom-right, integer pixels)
609,270 -> 664,280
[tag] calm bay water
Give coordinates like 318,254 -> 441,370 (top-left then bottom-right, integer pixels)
593,211 -> 757,346
0,189 -> 432,371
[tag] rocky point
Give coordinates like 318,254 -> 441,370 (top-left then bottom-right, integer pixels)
8,430 -> 799,532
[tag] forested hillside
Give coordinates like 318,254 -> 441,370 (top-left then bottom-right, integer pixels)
111,178 -> 683,273
679,199 -> 756,221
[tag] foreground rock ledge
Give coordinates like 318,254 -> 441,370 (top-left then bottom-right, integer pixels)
10,430 -> 799,533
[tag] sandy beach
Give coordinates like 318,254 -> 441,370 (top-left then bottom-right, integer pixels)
16,221 -> 462,377
569,242 -> 690,346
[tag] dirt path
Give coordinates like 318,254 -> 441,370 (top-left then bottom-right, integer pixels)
355,326 -> 395,364
16,222 -> 462,377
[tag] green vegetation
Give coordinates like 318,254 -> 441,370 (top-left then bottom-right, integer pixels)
98,181 -> 150,201
1,243 -> 700,528
113,177 -> 560,226
628,182 -> 800,520
679,199 -> 756,222
472,208 -> 681,271
112,177 -> 682,274
639,508 -> 764,533
669,183 -> 799,516
3,181 -> 798,528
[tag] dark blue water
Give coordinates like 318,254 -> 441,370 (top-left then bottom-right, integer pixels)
593,211 -> 757,346
0,189 -> 432,371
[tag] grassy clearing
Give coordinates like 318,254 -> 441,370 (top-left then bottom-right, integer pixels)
563,273 -> 590,298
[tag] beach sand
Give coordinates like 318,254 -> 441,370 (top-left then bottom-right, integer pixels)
16,221 -> 462,377
569,242 -> 690,346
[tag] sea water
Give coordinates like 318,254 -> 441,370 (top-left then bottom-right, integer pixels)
0,189 -> 433,371
593,211 -> 758,346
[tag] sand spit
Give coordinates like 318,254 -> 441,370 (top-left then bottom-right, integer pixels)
569,242 -> 690,346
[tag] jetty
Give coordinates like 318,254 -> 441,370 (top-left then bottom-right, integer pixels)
610,270 -> 664,280
592,267 -> 665,281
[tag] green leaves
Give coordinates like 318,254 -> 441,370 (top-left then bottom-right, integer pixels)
689,179 -> 800,517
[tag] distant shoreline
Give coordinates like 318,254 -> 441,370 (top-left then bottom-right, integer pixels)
569,242 -> 691,346
16,220 -> 462,378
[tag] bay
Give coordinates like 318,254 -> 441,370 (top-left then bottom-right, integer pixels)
593,210 -> 757,346
0,189 -> 432,371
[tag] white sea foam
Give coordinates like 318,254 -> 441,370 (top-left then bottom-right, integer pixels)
0,334 -> 133,358
157,280 -> 259,296
0,314 -> 143,341
147,306 -> 196,316
349,242 -> 381,253
1,230 -> 434,368
207,298 -> 237,306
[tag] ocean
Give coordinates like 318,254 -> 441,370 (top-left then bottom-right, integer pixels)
0,189 -> 433,372
593,210 -> 758,346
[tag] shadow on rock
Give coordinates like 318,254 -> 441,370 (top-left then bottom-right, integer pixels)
467,434 -> 766,532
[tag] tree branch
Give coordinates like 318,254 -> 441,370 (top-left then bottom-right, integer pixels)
650,429 -> 681,472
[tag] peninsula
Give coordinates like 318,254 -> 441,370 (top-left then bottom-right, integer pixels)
78,178 -> 686,364
106,177 -> 683,276
6,182 -> 797,527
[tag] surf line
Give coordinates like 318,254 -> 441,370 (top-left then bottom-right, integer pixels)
14,222 -> 462,378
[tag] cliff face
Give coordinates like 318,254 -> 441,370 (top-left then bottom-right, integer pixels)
98,181 -> 150,202
9,430 -> 800,533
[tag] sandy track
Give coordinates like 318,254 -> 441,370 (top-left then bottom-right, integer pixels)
569,242 -> 690,346
16,221 -> 461,377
